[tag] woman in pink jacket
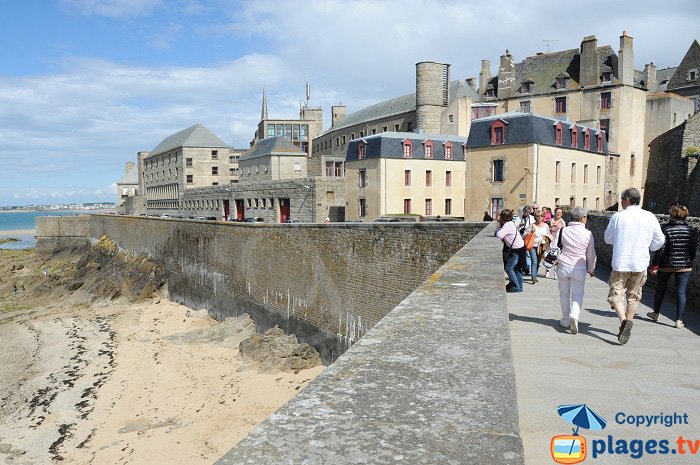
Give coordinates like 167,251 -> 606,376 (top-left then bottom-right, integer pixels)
556,206 -> 597,334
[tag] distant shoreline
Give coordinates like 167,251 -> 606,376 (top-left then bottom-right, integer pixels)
0,229 -> 35,236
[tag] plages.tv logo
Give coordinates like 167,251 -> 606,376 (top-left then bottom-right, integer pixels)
551,404 -> 607,464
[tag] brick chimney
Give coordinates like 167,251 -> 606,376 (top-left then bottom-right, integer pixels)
618,31 -> 634,86
579,35 -> 599,87
479,60 -> 492,96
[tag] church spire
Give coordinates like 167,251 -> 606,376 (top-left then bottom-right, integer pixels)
261,85 -> 268,121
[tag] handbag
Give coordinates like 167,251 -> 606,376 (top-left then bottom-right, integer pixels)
523,231 -> 535,251
543,226 -> 565,268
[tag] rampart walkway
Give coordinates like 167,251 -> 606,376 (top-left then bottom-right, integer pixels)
509,266 -> 700,464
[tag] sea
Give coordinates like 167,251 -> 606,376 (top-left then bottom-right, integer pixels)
0,211 -> 90,250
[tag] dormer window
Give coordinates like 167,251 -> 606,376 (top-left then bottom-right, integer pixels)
584,128 -> 591,150
554,121 -> 563,146
602,72 -> 612,83
597,132 -> 604,152
424,140 -> 433,159
443,141 -> 453,160
402,139 -> 413,158
521,81 -> 532,94
358,142 -> 366,159
688,69 -> 698,81
571,125 -> 579,148
485,88 -> 495,98
556,77 -> 568,89
490,119 -> 508,145
462,143 -> 468,159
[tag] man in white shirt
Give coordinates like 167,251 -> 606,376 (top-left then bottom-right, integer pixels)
604,188 -> 665,344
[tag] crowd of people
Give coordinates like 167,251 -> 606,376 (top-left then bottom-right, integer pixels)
494,188 -> 698,344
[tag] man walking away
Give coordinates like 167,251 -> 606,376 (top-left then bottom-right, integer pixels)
604,188 -> 665,344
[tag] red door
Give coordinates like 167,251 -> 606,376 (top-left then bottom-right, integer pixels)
279,199 -> 290,223
223,200 -> 230,221
236,199 -> 245,221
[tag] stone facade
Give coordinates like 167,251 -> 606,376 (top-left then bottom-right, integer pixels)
666,40 -> 700,113
35,215 -> 484,362
645,112 -> 700,214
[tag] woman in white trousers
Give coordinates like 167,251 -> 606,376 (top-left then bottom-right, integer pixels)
556,206 -> 597,334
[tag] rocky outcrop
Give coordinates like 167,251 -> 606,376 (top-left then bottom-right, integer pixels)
239,326 -> 321,374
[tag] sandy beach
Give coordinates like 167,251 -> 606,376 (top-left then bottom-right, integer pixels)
0,248 -> 324,464
0,228 -> 35,236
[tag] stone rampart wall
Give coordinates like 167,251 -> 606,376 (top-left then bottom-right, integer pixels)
36,215 -> 484,362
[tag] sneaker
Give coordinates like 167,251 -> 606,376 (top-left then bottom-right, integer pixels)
676,320 -> 685,329
570,319 -> 578,335
646,312 -> 659,322
559,320 -> 570,329
618,320 -> 633,345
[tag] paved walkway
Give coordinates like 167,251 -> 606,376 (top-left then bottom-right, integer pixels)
508,266 -> 700,464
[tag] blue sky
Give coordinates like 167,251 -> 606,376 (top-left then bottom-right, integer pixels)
1,0 -> 698,207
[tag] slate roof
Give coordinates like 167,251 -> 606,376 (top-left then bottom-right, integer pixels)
656,67 -> 678,91
467,112 -> 607,155
117,164 -> 138,185
667,40 -> 700,90
498,46 -> 618,98
346,132 -> 469,162
242,136 -> 306,160
324,80 -> 479,135
150,124 -> 229,156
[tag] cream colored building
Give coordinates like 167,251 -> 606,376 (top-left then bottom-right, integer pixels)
465,113 -> 607,220
345,133 -> 468,221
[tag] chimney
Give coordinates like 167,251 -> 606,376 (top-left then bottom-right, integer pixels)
479,60 -> 492,96
579,35 -> 599,87
331,105 -> 347,128
466,77 -> 476,89
644,62 -> 657,91
497,49 -> 515,98
618,31 -> 634,86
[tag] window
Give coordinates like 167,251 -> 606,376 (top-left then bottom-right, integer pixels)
555,122 -> 563,145
445,199 -> 452,215
444,142 -> 453,159
371,129 -> 376,135
326,162 -> 334,177
571,163 -> 576,183
597,166 -> 602,184
382,126 -> 388,132
268,124 -> 276,136
521,82 -> 531,94
600,119 -> 610,142
406,122 -> 412,132
491,198 -> 504,219
404,170 -> 411,187
212,167 -> 218,175
571,125 -> 579,148
630,153 -> 636,176
597,132 -> 604,152
555,97 -> 567,113
520,101 -> 531,113
471,105 -> 496,120
555,161 -> 561,183
342,135 -> 346,144
449,114 -> 454,122
186,158 -> 193,167
584,129 -> 591,150
556,77 -> 568,89
446,170 -> 452,187
583,197 -> 588,208
351,133 -> 355,140
425,199 -> 432,216
602,72 -> 612,83
334,162 -> 343,177
301,124 -> 308,140
424,140 -> 433,158
425,170 -> 432,187
601,92 -> 612,110
404,199 -> 411,214
394,124 -> 400,132
186,174 -> 193,184
596,198 -> 600,210
491,119 -> 507,145
359,131 -> 364,138
555,197 -> 560,206
335,137 -> 339,146
493,159 -> 504,182
358,143 -> 366,159
229,168 -> 235,176
211,150 -> 218,159
359,169 -> 367,188
688,69 -> 698,81
359,199 -> 367,218
584,164 -> 589,184
402,140 -> 413,158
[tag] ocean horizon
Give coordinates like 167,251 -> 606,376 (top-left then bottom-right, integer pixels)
0,211 -> 88,249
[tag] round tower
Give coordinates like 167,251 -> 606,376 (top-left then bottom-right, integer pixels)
416,62 -> 450,134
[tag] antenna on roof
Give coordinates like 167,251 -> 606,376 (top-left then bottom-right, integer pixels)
542,39 -> 558,53
305,78 -> 310,107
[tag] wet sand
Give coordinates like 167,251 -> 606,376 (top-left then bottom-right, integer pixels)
0,263 -> 324,464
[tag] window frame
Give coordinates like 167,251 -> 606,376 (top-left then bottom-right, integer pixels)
425,170 -> 432,187
555,96 -> 567,113
443,141 -> 453,160
404,170 -> 411,187
423,140 -> 433,159
402,139 -> 413,158
493,159 -> 505,182
490,119 -> 507,145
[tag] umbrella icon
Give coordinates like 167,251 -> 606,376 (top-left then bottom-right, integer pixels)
557,404 -> 607,456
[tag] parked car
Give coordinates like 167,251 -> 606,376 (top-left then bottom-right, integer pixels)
244,217 -> 264,223
284,219 -> 301,224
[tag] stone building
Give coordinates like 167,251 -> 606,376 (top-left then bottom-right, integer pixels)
665,40 -> 700,113
115,161 -> 139,214
465,113 -> 608,220
239,136 -> 308,183
345,133 -> 468,221
644,112 -> 700,215
141,124 -> 241,216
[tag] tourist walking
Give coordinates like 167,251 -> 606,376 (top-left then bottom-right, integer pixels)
604,188 -> 665,344
647,205 -> 699,328
496,209 -> 525,292
518,205 -> 536,275
556,207 -> 596,334
546,207 -> 566,279
527,212 -> 550,283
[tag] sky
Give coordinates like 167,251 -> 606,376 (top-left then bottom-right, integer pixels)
0,0 -> 698,207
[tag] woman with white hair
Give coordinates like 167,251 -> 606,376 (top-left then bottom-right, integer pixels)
556,206 -> 597,334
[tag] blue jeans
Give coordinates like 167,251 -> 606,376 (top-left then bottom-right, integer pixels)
653,271 -> 691,321
505,251 -> 524,292
528,247 -> 540,281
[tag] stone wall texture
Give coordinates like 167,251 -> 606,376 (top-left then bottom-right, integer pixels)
36,215 -> 484,362
584,212 -> 700,310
